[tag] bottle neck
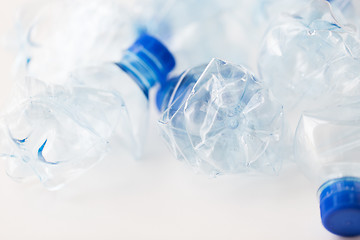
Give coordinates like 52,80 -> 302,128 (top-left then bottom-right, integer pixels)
156,77 -> 178,111
116,51 -> 158,96
115,34 -> 176,97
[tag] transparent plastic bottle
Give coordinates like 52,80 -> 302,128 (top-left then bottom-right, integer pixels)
258,0 -> 360,158
295,102 -> 360,237
258,0 -> 360,236
157,58 -> 283,176
0,34 -> 175,190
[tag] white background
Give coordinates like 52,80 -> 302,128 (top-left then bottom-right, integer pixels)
0,0 -> 359,239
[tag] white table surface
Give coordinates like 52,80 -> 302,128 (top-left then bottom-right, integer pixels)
0,0 -> 359,239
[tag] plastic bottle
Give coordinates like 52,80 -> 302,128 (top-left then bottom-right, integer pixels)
258,0 -> 360,156
295,102 -> 360,237
0,34 -> 175,190
156,58 -> 283,176
258,0 -> 360,236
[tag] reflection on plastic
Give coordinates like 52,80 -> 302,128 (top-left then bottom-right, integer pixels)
159,59 -> 284,176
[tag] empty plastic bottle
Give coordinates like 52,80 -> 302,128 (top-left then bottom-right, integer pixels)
157,58 -> 283,176
295,102 -> 360,237
0,34 -> 175,190
258,0 -> 360,236
258,0 -> 360,155
138,0 -> 312,71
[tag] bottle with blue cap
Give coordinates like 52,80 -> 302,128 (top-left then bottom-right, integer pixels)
0,34 -> 175,190
295,102 -> 360,237
156,58 -> 284,176
258,0 -> 360,236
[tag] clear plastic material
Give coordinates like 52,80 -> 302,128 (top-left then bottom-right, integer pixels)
295,102 -> 360,237
0,64 -> 147,190
0,28 -> 176,189
259,0 -> 360,109
295,102 -> 360,186
9,0 -> 137,82
158,59 -> 284,176
327,0 -> 360,30
9,0 -> 312,78
0,31 -> 176,190
258,0 -> 360,180
140,0 -> 312,70
258,0 -> 360,152
258,1 -> 360,235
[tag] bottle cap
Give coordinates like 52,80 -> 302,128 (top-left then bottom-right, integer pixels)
319,177 -> 360,237
124,34 -> 175,89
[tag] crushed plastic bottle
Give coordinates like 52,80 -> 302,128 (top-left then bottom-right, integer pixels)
157,59 -> 283,176
295,102 -> 360,237
0,34 -> 175,190
258,0 -> 360,236
258,0 -> 360,154
259,0 -> 360,108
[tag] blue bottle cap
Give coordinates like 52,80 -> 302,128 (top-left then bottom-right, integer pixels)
319,177 -> 360,237
126,34 -> 175,86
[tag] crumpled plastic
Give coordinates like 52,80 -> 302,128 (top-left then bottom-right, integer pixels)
0,77 -> 128,190
258,0 -> 360,110
159,59 -> 284,176
258,0 -> 360,163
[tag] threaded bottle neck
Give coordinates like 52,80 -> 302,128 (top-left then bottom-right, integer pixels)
116,34 -> 175,95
